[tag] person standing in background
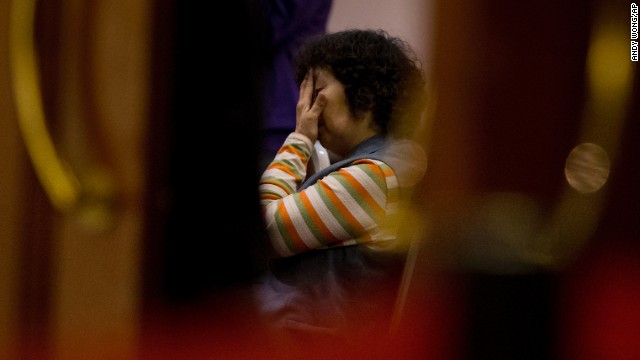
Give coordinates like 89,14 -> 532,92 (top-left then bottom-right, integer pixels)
257,0 -> 334,171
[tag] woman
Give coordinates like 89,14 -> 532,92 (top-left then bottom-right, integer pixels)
256,29 -> 427,346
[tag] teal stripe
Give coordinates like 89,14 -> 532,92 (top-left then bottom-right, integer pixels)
292,194 -> 329,246
334,171 -> 379,220
359,163 -> 387,191
262,176 -> 296,194
288,142 -> 311,158
317,183 -> 359,238
278,157 -> 298,170
276,159 -> 304,181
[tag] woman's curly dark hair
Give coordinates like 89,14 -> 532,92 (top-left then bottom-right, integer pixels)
294,29 -> 426,136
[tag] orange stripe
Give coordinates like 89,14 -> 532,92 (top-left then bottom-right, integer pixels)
318,181 -> 367,235
261,178 -> 287,187
269,163 -> 297,177
261,178 -> 295,195
278,144 -> 308,160
299,191 -> 335,244
277,201 -> 310,252
381,167 -> 399,204
383,169 -> 395,181
340,166 -> 385,218
260,194 -> 280,201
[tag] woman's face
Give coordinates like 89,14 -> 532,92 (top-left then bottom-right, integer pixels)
313,68 -> 378,157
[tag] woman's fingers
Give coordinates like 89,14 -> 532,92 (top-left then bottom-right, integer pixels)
298,69 -> 315,109
309,91 -> 325,116
295,70 -> 323,143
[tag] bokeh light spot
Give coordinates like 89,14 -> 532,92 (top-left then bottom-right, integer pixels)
564,143 -> 610,194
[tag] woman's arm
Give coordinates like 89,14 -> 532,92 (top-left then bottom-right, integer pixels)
260,138 -> 397,257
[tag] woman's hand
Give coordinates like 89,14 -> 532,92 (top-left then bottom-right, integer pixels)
295,69 -> 325,144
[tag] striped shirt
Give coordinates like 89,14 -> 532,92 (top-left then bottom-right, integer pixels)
259,132 -> 400,257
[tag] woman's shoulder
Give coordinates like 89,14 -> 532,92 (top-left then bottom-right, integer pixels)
350,158 -> 394,171
334,159 -> 399,189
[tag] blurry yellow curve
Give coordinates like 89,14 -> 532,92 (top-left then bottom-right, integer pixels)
9,0 -> 81,211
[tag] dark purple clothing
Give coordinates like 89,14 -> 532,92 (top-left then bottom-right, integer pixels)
260,0 -> 333,155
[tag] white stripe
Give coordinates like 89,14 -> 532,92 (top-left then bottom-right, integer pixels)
264,161 -> 304,179
286,133 -> 314,150
263,203 -> 295,257
305,186 -> 351,241
259,183 -> 290,197
282,196 -> 323,249
342,239 -> 357,246
261,170 -> 294,184
348,165 -> 386,208
322,175 -> 377,231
